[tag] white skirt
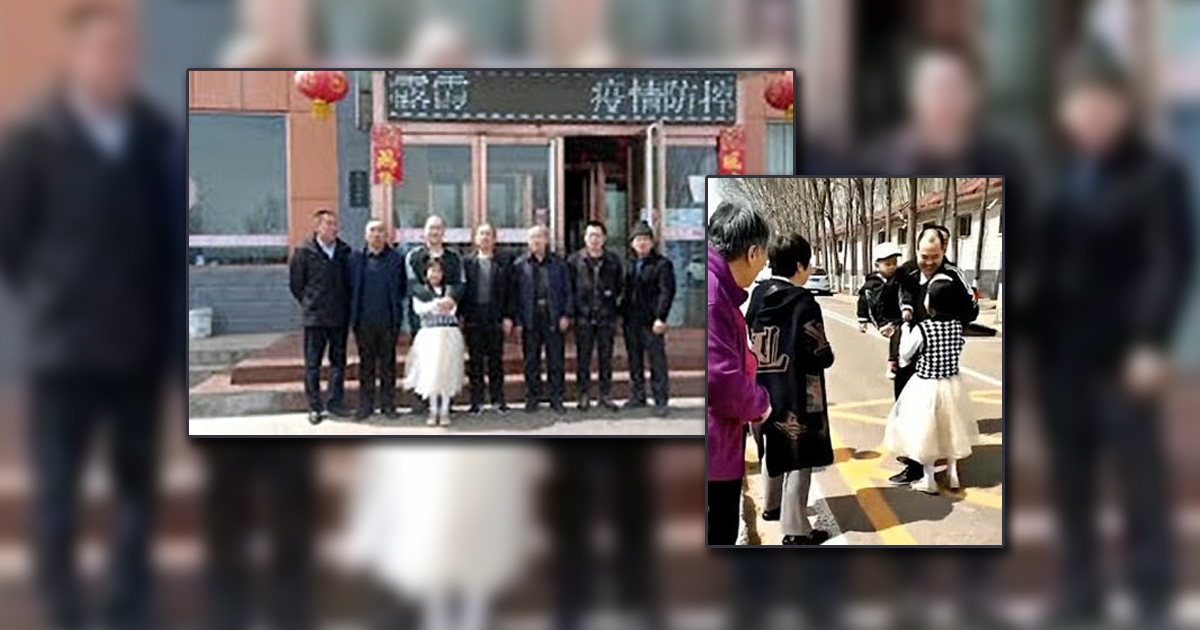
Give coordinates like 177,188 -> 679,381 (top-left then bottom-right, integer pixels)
338,444 -> 544,597
403,325 -> 465,398
883,374 -> 978,464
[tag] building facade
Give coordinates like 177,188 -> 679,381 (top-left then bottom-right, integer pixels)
187,69 -> 794,333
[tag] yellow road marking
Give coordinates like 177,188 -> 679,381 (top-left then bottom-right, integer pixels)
828,425 -> 917,545
865,463 -> 1003,510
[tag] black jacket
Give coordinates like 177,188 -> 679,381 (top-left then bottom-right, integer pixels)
406,245 -> 464,302
624,252 -> 676,325
857,271 -> 902,327
509,252 -> 573,328
745,279 -> 835,474
289,236 -> 352,328
1033,135 -> 1194,364
0,95 -> 178,373
461,252 -> 511,326
567,248 -> 625,323
897,259 -> 978,325
347,245 -> 406,332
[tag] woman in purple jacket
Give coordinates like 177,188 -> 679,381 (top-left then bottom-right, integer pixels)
707,201 -> 773,545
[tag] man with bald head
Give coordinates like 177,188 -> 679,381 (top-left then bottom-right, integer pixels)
507,225 -> 573,414
405,215 -> 463,412
888,225 -> 977,485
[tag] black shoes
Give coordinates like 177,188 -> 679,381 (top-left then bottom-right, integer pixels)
624,399 -> 647,410
468,404 -> 483,415
524,402 -> 539,414
382,408 -> 400,420
551,403 -> 567,415
888,464 -> 924,486
599,397 -> 619,411
496,404 -> 510,414
353,407 -> 373,421
577,396 -> 591,411
762,508 -> 780,521
653,405 -> 669,417
782,530 -> 831,545
308,411 -> 323,425
327,406 -> 351,418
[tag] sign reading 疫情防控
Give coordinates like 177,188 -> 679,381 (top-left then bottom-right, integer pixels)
385,70 -> 740,124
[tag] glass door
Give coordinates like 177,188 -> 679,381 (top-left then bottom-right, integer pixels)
482,136 -> 557,258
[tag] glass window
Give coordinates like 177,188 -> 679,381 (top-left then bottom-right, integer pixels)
897,227 -> 907,243
188,114 -> 288,265
766,122 -> 795,175
393,144 -> 472,231
958,215 -> 972,237
486,144 -> 550,229
664,145 -> 716,328
877,230 -> 886,243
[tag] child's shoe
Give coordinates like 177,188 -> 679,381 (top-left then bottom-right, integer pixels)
912,464 -> 939,494
427,412 -> 438,426
439,410 -> 451,427
947,460 -> 961,490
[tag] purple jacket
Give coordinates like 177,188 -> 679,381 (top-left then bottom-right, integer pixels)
707,247 -> 770,481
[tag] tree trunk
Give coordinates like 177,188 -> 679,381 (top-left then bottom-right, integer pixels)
906,177 -> 918,259
865,177 -> 876,264
940,177 -> 950,227
884,177 -> 892,246
847,179 -> 858,286
973,178 -> 990,292
949,178 -> 960,262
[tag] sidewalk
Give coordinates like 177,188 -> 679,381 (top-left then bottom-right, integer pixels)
189,397 -> 705,436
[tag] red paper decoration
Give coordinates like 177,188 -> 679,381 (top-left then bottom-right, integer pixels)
294,70 -> 350,119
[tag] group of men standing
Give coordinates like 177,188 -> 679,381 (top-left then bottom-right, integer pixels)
288,212 -> 677,424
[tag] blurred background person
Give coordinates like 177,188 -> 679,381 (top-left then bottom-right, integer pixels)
0,4 -> 177,629
200,442 -> 317,630
549,442 -> 660,630
1031,38 -> 1195,629
341,442 -> 544,630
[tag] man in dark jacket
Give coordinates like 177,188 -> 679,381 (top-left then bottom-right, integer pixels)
745,233 -> 834,545
461,223 -> 511,414
404,214 -> 463,413
506,224 -> 573,414
0,6 -> 177,629
567,220 -> 625,411
348,220 -> 406,420
623,221 -> 676,416
289,209 -> 353,424
1032,40 -> 1194,629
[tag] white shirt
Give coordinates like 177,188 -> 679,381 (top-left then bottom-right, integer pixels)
318,238 -> 337,259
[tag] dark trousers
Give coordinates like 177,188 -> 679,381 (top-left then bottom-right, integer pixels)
625,322 -> 668,406
522,314 -> 565,406
303,325 -> 347,412
30,371 -> 161,630
354,325 -> 397,412
1039,360 -> 1173,620
551,443 -> 657,630
575,320 -> 615,399
894,361 -> 915,401
465,321 -> 505,407
707,478 -> 742,545
201,443 -> 316,630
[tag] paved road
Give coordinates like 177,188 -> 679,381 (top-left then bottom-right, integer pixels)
744,293 -> 1003,546
189,398 -> 705,436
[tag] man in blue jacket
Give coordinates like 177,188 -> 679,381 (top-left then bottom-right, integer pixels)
348,220 -> 406,420
506,225 -> 573,414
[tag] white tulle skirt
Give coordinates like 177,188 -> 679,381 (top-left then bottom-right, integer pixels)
883,374 -> 978,464
403,325 -> 465,398
339,443 -> 544,598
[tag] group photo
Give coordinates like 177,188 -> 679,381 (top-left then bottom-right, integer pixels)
706,175 -> 1004,546
188,68 -> 795,436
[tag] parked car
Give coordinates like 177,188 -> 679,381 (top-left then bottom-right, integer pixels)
805,267 -> 831,295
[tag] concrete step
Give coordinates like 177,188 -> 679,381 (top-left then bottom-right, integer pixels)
189,370 -> 705,417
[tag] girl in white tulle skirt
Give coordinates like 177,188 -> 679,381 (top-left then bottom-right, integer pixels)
884,274 -> 979,494
340,443 -> 545,630
404,258 -> 465,426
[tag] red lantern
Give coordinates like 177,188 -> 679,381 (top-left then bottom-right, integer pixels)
294,70 -> 350,119
764,73 -> 793,120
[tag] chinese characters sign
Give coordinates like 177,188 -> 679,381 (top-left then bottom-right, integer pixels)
385,71 -> 740,124
717,127 -> 746,175
372,124 -> 402,185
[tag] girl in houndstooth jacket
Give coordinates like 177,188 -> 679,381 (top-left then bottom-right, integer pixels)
883,274 -> 980,494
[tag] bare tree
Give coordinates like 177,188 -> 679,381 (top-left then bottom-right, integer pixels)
949,177 -> 960,261
974,178 -> 991,291
884,177 -> 893,247
906,177 -> 918,259
940,177 -> 950,227
865,177 -> 876,264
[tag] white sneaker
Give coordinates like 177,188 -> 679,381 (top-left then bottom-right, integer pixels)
912,479 -> 940,495
439,412 -> 451,427
427,413 -> 438,426
886,369 -> 896,380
